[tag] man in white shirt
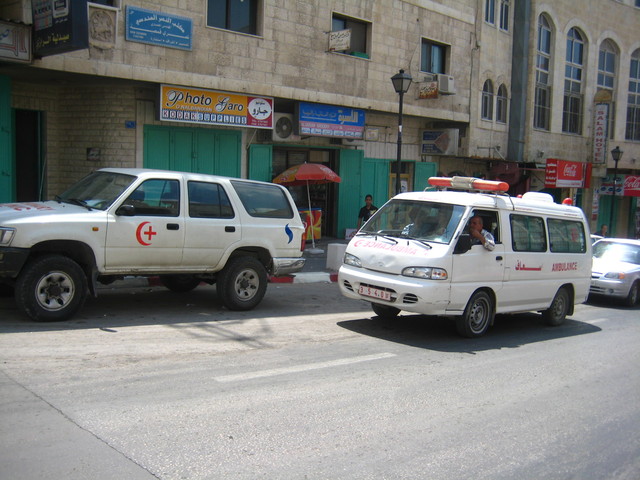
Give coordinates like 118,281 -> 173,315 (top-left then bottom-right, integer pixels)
469,215 -> 495,251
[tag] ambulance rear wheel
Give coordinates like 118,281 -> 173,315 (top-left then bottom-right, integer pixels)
371,303 -> 400,319
217,257 -> 267,311
542,287 -> 570,326
457,291 -> 493,338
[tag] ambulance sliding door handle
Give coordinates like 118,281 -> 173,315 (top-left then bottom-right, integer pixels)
496,256 -> 503,261
167,224 -> 179,230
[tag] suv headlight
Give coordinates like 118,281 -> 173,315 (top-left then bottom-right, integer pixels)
343,253 -> 362,268
0,227 -> 16,246
402,266 -> 448,280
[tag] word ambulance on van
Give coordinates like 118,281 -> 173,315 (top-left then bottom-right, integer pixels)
338,176 -> 592,337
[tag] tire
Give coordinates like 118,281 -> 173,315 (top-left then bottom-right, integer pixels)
371,303 -> 400,319
542,287 -> 570,326
15,255 -> 88,322
456,290 -> 493,338
624,282 -> 639,307
159,275 -> 201,293
0,283 -> 14,298
216,257 -> 267,311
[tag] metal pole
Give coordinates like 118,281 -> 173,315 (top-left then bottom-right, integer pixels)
609,158 -> 619,235
395,90 -> 404,196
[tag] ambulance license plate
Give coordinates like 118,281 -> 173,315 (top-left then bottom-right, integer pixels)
358,285 -> 391,301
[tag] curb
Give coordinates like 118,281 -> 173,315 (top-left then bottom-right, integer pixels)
100,272 -> 338,290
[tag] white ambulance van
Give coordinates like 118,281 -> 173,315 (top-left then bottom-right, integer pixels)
338,176 -> 592,337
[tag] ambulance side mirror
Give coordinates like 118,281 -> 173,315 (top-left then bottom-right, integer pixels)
454,234 -> 471,254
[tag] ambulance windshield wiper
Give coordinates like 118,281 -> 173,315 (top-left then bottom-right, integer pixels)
400,235 -> 432,249
355,231 -> 398,245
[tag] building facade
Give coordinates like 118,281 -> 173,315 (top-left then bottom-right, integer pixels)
0,0 -> 638,238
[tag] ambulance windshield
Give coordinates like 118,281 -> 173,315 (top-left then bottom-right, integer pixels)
359,200 -> 465,244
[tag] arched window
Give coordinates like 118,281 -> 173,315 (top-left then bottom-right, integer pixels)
599,39 -> 618,139
496,84 -> 508,123
534,14 -> 552,130
626,49 -> 640,141
562,27 -> 585,134
482,80 -> 494,120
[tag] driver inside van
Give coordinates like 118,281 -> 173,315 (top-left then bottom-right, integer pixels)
468,215 -> 495,251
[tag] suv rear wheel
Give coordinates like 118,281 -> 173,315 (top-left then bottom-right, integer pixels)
216,257 -> 267,311
15,255 -> 88,322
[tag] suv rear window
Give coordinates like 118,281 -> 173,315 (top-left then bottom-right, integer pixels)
231,180 -> 294,219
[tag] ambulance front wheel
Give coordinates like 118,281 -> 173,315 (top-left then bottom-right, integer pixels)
457,290 -> 493,338
371,303 -> 400,319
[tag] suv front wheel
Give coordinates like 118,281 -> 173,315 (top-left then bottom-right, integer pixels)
216,257 -> 267,311
15,255 -> 88,322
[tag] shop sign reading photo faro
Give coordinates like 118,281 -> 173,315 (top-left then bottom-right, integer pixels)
160,85 -> 274,129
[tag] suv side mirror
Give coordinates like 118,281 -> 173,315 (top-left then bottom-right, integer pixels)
454,233 -> 471,254
116,204 -> 136,216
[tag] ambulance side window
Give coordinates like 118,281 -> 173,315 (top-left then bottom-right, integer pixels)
473,210 -> 500,244
548,219 -> 587,253
124,179 -> 180,217
510,214 -> 547,252
188,181 -> 235,218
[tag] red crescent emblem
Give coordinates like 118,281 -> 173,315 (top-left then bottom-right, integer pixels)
136,221 -> 154,246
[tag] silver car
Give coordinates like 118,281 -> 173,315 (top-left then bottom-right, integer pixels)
590,238 -> 640,306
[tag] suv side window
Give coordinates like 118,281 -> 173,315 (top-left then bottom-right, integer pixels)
231,180 -> 294,219
510,214 -> 547,252
124,179 -> 180,216
188,181 -> 234,218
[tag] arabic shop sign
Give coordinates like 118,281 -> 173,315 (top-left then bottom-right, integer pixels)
297,102 -> 365,138
32,0 -> 88,57
160,85 -> 274,129
126,6 -> 193,51
0,20 -> 31,63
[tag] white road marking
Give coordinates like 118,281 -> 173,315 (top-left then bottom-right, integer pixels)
215,352 -> 397,383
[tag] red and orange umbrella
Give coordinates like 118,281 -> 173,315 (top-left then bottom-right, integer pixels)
272,162 -> 341,186
273,163 -> 341,251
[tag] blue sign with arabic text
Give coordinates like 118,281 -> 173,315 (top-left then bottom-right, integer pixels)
297,102 -> 365,138
126,6 -> 192,51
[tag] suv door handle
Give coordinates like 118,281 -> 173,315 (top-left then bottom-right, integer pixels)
225,226 -> 236,232
496,256 -> 503,261
167,223 -> 179,230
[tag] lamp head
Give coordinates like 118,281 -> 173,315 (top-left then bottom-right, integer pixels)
611,146 -> 623,163
391,69 -> 413,94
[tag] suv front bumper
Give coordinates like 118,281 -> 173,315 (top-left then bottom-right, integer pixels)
0,247 -> 30,278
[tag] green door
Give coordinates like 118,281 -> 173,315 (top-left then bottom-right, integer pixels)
337,149 -> 364,237
414,162 -> 438,191
248,144 -> 273,182
0,76 -> 13,202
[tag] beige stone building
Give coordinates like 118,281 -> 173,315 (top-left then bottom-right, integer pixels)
1,0 -> 638,237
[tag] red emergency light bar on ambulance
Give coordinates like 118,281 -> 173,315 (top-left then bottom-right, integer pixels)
428,176 -> 509,192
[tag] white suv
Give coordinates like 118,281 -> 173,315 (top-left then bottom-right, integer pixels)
0,168 -> 306,321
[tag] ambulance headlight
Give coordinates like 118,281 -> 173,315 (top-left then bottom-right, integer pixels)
0,227 -> 16,246
343,253 -> 362,268
402,266 -> 448,280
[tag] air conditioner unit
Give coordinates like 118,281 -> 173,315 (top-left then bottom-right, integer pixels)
342,138 -> 364,146
437,74 -> 456,95
272,113 -> 300,142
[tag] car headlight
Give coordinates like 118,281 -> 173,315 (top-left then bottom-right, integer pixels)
402,266 -> 448,280
0,227 -> 16,246
604,272 -> 625,279
343,253 -> 362,268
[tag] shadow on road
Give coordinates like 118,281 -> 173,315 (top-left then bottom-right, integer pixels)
337,312 -> 602,353
0,283 -> 366,333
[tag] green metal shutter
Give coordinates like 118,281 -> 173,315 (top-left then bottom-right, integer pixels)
337,148 -> 364,237
0,76 -> 13,202
414,162 -> 438,191
215,132 -> 240,177
248,144 -> 273,181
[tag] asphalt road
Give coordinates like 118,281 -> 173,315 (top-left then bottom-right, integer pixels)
1,283 -> 638,480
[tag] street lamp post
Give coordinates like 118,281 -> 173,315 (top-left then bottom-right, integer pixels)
391,69 -> 412,195
608,146 -> 623,235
